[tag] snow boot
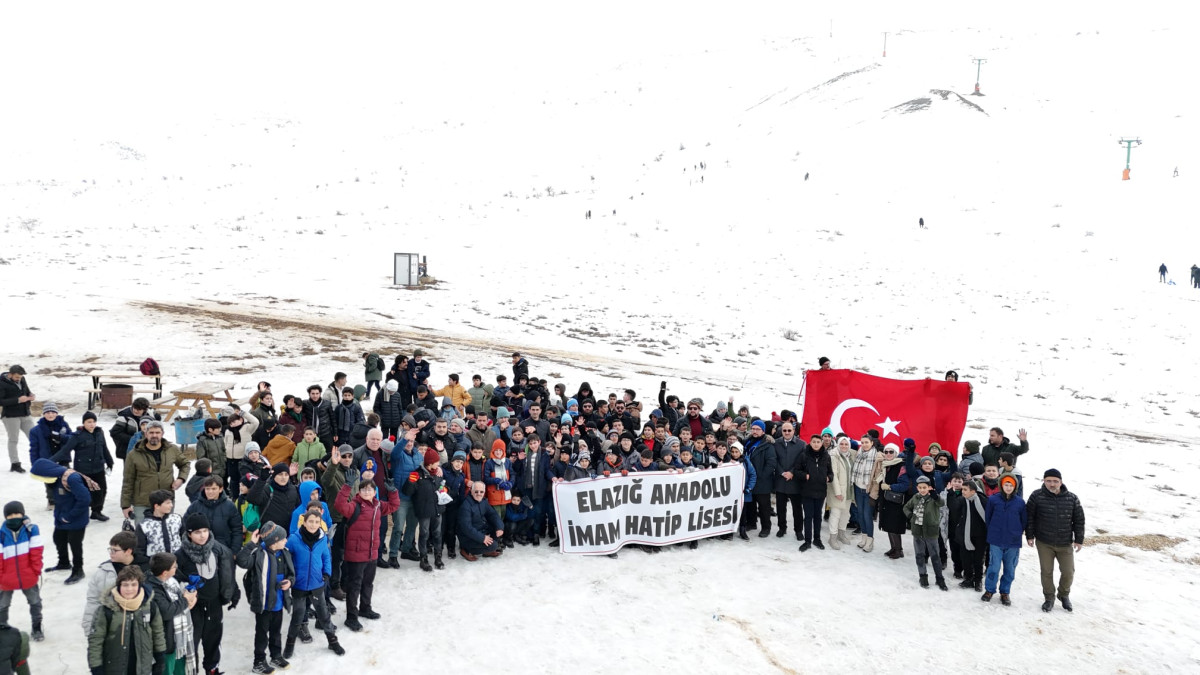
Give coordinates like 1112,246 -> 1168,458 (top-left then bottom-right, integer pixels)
446,546 -> 457,559
434,553 -> 444,570
65,569 -> 86,585
419,556 -> 432,572
9,462 -> 24,473
547,537 -> 559,547
919,574 -> 930,589
326,633 -> 345,656
980,592 -> 993,602
344,615 -> 363,632
298,623 -> 312,644
400,550 -> 421,562
530,534 -> 540,547
973,581 -> 983,592
857,534 -> 867,549
386,556 -> 400,568
283,634 -> 296,659
1000,594 -> 1012,607
31,622 -> 43,641
460,549 -> 478,562
1058,594 -> 1073,612
757,526 -> 771,538
330,586 -> 346,601
936,577 -> 948,591
44,562 -> 71,572
829,533 -> 842,550
958,579 -> 974,589
359,608 -> 380,620
1042,596 -> 1055,612
837,531 -> 852,546
688,540 -> 698,550
862,536 -> 875,553
812,539 -> 825,550
737,525 -> 749,541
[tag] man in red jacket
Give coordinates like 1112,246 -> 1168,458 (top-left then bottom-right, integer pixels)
0,502 -> 43,641
334,470 -> 398,632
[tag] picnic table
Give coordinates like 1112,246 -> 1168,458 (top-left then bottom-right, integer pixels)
150,381 -> 237,421
85,371 -> 164,410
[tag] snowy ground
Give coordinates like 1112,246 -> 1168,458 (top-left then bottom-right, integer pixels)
2,1 -> 1200,672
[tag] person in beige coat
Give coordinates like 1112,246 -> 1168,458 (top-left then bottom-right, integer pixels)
826,436 -> 856,549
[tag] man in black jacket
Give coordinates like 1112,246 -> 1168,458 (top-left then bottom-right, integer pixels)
795,434 -> 833,551
1026,468 -> 1085,613
0,365 -> 35,472
744,423 -> 776,536
511,352 -> 529,384
248,465 -> 300,531
772,423 -> 805,540
303,385 -> 334,450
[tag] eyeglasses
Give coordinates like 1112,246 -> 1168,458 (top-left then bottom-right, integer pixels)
882,451 -> 897,455
108,547 -> 126,554
687,407 -> 699,411
782,429 -> 793,433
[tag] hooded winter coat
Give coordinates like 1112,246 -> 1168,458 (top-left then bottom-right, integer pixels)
120,440 -> 190,510
458,496 -> 504,548
133,510 -> 184,568
86,587 -> 165,675
288,480 -> 332,534
53,426 -> 112,475
292,439 -> 327,471
302,398 -> 334,444
982,436 -> 1029,468
320,462 -> 359,524
467,384 -> 494,415
334,483 -> 400,563
31,459 -> 91,530
744,435 -> 776,495
432,383 -> 471,415
145,575 -> 189,657
334,400 -> 365,441
184,491 -> 243,553
173,538 -> 234,605
108,406 -> 161,461
401,465 -> 445,520
262,435 -> 296,467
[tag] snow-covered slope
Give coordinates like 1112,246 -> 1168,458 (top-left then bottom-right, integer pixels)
1,2 -> 1198,671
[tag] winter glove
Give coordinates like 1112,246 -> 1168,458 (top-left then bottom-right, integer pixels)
499,481 -> 513,491
93,668 -> 105,675
660,381 -> 667,390
620,469 -> 628,477
384,479 -> 397,493
603,470 -> 611,477
228,584 -> 241,610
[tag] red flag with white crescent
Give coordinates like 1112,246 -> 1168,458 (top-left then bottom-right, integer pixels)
799,369 -> 970,458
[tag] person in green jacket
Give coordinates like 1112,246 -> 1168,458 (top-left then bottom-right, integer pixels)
466,376 -> 494,420
0,621 -> 30,675
904,476 -> 948,591
362,353 -> 384,400
292,428 -> 328,474
87,565 -> 166,675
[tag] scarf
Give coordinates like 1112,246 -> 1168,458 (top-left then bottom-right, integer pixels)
164,578 -> 198,674
963,494 -> 987,551
229,421 -> 243,443
111,587 -> 145,646
491,453 -> 510,501
180,537 -> 217,579
300,526 -> 321,547
382,387 -> 392,403
911,495 -> 928,526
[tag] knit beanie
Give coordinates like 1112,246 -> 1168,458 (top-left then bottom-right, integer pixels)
82,411 -> 97,423
496,407 -> 511,419
41,401 -> 59,415
750,420 -> 765,432
259,521 -> 286,548
903,438 -> 916,451
3,501 -> 24,518
271,463 -> 289,476
1043,468 -> 1062,480
245,442 -> 262,455
423,448 -> 440,466
963,439 -> 981,455
185,513 -> 211,533
386,380 -> 399,392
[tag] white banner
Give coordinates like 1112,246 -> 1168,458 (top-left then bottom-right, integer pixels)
552,464 -> 745,555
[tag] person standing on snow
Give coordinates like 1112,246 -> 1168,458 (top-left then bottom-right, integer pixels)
1159,263 -> 1168,282
0,365 -> 35,473
1026,468 -> 1085,613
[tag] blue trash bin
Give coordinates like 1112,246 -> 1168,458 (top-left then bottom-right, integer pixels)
174,417 -> 208,450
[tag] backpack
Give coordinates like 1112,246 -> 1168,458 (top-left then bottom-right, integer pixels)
241,501 -> 261,533
140,358 -> 160,376
372,355 -> 385,373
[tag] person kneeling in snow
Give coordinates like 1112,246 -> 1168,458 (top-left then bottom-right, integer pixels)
457,482 -> 504,561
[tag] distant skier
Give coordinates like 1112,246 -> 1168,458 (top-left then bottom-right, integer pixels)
1192,265 -> 1199,289
1174,167 -> 1179,177
919,217 -> 926,229
1159,263 -> 1168,283
804,173 -> 809,181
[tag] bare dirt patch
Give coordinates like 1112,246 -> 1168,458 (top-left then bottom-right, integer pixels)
1087,534 -> 1185,552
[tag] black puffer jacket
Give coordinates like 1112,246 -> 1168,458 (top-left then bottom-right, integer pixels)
1024,484 -> 1085,546
53,426 -> 113,474
793,446 -> 833,498
302,398 -> 334,442
373,389 -> 405,430
247,478 -> 300,531
0,373 -> 32,418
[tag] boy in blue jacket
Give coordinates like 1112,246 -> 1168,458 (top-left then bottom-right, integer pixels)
284,508 -> 343,659
982,475 -> 1026,606
504,494 -> 532,545
29,459 -> 92,585
237,521 -> 296,673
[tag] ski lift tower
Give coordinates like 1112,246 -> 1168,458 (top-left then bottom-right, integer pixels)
1119,137 -> 1142,180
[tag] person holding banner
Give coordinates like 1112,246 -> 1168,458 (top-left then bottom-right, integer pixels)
728,442 -> 756,540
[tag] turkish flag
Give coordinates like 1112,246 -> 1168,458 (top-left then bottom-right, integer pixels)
799,369 -> 970,458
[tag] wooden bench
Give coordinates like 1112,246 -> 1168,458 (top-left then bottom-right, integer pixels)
86,371 -> 165,410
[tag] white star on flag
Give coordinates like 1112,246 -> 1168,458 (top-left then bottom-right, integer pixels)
876,417 -> 901,438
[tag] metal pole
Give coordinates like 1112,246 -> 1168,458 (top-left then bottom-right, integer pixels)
882,32 -> 888,57
973,58 -> 987,94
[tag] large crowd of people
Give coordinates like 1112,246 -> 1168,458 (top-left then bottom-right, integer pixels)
0,354 -> 1086,674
